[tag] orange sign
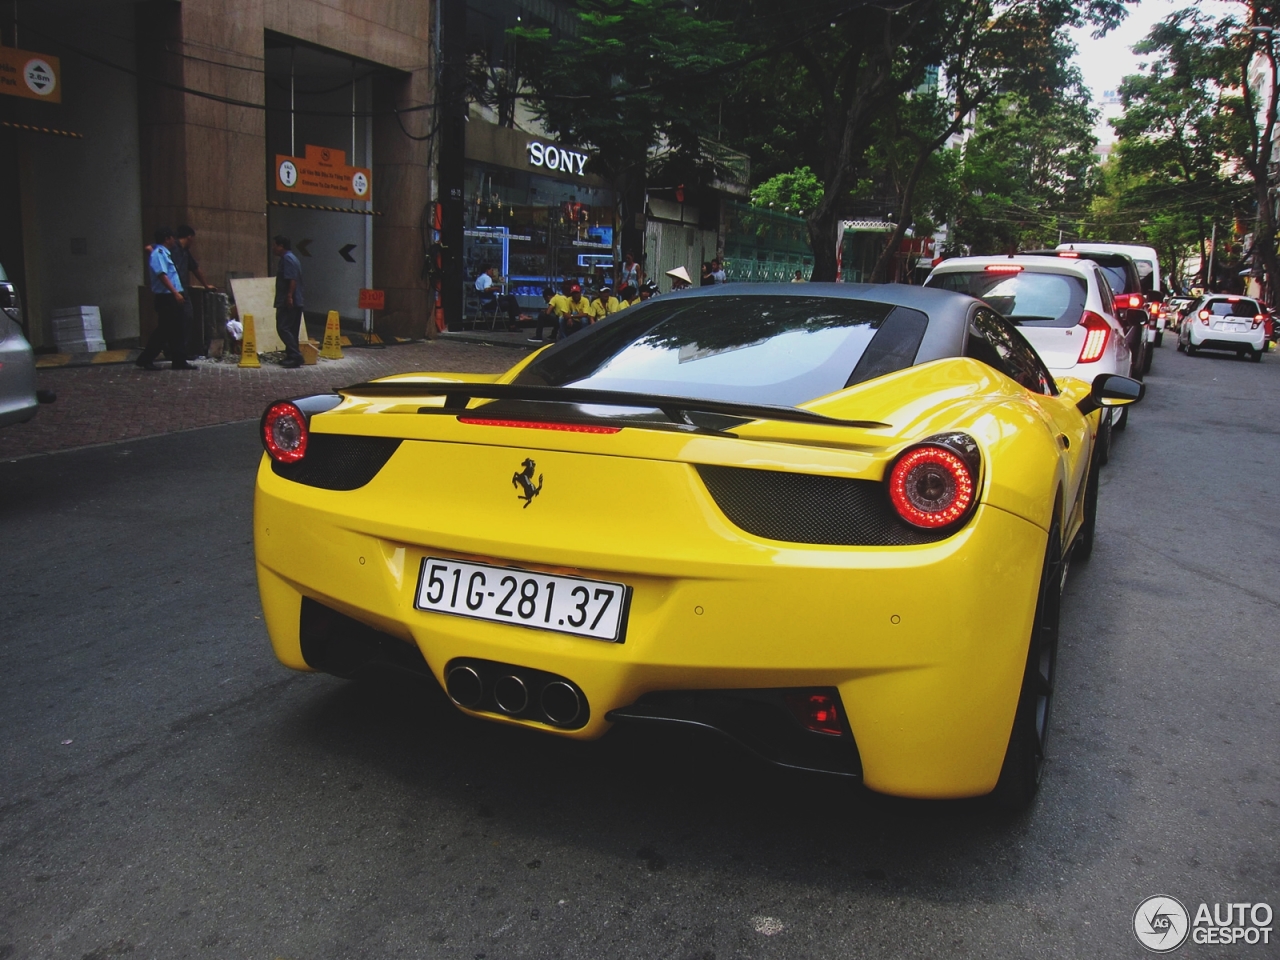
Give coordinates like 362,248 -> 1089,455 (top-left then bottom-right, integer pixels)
275,145 -> 372,201
358,289 -> 385,311
0,47 -> 62,103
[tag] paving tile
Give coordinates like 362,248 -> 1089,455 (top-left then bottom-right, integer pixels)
1,341 -> 531,460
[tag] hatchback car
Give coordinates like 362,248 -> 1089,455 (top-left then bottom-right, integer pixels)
926,256 -> 1136,454
1177,295 -> 1267,361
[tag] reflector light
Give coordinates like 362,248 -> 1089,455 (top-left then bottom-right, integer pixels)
457,417 -> 622,434
262,402 -> 308,463
1077,311 -> 1111,363
783,692 -> 844,736
984,264 -> 1023,273
887,445 -> 976,529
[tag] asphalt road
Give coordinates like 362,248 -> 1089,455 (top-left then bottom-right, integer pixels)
1,342 -> 1277,960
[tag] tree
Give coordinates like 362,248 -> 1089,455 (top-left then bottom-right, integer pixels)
750,166 -> 825,215
705,0 -> 1130,280
510,0 -> 747,261
1104,5 -> 1280,297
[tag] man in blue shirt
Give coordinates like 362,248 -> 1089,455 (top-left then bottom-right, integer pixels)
273,235 -> 305,368
136,227 -> 195,370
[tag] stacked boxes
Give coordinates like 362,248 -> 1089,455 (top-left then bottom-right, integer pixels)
52,306 -> 107,354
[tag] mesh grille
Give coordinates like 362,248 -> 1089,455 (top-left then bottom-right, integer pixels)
696,464 -> 951,546
272,434 -> 402,490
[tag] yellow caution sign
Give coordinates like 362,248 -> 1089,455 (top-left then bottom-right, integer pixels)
320,309 -> 344,359
238,313 -> 260,368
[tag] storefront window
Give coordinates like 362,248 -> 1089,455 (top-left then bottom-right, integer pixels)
464,163 -> 616,307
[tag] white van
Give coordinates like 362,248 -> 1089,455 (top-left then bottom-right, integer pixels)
1057,242 -> 1164,345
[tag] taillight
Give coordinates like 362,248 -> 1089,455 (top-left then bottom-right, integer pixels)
1117,293 -> 1144,310
887,443 -> 977,530
1198,310 -> 1210,325
784,692 -> 844,736
1253,314 -> 1264,328
1078,310 -> 1111,363
262,401 -> 308,463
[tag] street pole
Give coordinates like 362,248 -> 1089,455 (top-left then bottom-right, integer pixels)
438,0 -> 466,331
1207,221 -> 1216,291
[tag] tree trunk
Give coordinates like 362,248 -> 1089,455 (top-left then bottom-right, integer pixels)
870,147 -> 932,283
807,207 -> 841,282
1253,179 -> 1279,307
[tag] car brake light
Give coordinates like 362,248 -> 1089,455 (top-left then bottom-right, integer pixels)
783,692 -> 844,736
1057,251 -> 1080,258
1078,310 -> 1111,363
887,445 -> 976,529
1198,309 -> 1210,325
1116,293 -> 1144,310
1227,296 -> 1240,302
262,401 -> 308,463
457,417 -> 621,434
984,264 -> 1023,273
1253,314 -> 1264,328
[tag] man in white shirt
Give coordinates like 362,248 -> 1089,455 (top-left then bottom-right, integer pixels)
474,264 -> 521,328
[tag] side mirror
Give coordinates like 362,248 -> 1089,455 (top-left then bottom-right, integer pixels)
1077,374 -> 1144,416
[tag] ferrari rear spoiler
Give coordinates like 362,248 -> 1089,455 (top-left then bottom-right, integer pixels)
336,381 -> 891,430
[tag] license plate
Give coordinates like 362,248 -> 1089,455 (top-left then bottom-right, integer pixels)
415,558 -> 630,642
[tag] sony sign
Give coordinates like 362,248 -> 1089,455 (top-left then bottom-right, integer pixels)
527,141 -> 589,177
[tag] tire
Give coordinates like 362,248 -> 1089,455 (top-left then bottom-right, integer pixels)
1097,410 -> 1112,465
990,523 -> 1063,811
1187,341 -> 1198,356
1155,331 -> 1163,347
1142,342 -> 1153,375
1176,338 -> 1185,353
1073,453 -> 1100,562
1252,347 -> 1263,363
1114,403 -> 1128,431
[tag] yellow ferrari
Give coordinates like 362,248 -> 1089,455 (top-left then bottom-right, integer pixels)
254,285 -> 1142,808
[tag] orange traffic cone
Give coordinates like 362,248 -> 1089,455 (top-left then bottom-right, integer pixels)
238,313 -> 260,368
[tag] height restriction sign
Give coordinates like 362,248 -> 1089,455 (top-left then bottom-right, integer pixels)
0,47 -> 62,103
275,144 -> 372,202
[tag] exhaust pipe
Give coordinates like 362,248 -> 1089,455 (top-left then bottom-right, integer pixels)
445,665 -> 484,708
540,681 -> 582,727
493,675 -> 529,715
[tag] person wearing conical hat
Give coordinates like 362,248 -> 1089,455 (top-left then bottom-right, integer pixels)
666,265 -> 693,290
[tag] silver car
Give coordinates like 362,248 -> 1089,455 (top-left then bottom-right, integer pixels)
0,262 -> 42,428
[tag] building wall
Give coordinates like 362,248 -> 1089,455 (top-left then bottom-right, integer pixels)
6,2 -> 145,347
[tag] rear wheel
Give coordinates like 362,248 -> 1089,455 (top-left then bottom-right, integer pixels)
1097,411 -> 1112,465
1252,347 -> 1263,363
1142,342 -> 1153,375
1187,341 -> 1198,356
1155,331 -> 1163,347
990,523 -> 1063,811
1114,404 -> 1129,431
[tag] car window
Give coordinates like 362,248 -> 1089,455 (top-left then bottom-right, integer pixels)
927,270 -> 1086,328
965,308 -> 1057,395
1205,299 -> 1260,317
514,295 -> 930,406
1094,269 -> 1114,305
1097,264 -> 1130,295
1133,259 -> 1156,294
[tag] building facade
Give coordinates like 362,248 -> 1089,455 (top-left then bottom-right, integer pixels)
1,0 -> 434,349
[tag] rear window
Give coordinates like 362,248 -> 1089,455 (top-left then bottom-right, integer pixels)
1205,299 -> 1260,317
927,270 -> 1086,328
513,295 -> 930,405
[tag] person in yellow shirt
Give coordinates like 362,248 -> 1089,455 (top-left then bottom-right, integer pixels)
529,286 -> 567,343
590,284 -> 621,320
561,284 -> 593,335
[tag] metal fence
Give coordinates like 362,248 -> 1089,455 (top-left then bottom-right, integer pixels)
721,201 -> 814,283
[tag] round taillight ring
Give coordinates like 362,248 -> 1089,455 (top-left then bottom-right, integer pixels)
262,401 -> 308,463
888,445 -> 976,530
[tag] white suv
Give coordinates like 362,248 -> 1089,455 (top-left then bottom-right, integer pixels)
1177,295 -> 1267,361
925,256 -> 1136,456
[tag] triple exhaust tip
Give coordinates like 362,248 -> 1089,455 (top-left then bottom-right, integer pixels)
445,665 -> 582,727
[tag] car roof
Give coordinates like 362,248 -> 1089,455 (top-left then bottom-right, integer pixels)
1057,242 -> 1159,261
928,255 -> 1093,278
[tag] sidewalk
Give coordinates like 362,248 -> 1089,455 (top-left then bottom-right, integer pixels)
0,340 -> 532,460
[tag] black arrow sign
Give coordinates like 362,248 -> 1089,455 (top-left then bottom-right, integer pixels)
339,244 -> 357,263
295,238 -> 312,257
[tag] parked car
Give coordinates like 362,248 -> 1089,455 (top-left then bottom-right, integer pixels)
1177,294 -> 1268,361
0,262 -> 43,429
254,283 -> 1142,809
1025,248 -> 1151,376
925,256 -> 1137,458
1057,241 -> 1166,349
1165,296 -> 1194,333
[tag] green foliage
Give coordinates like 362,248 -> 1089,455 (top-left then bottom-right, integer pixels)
509,0 -> 748,186
750,167 -> 824,215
